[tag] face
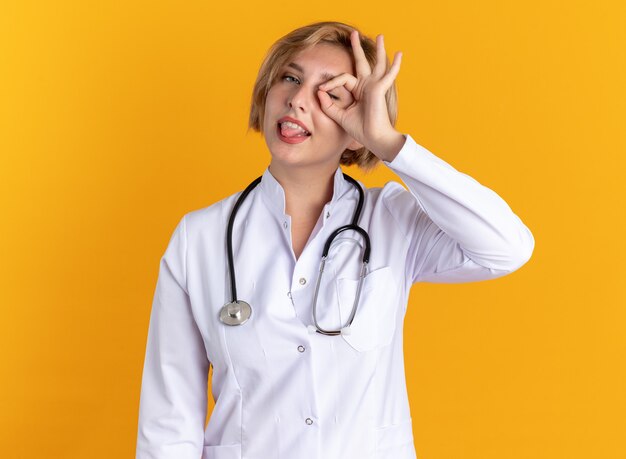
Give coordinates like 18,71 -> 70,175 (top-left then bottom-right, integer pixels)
262,43 -> 361,171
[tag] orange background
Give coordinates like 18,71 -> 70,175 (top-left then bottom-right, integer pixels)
1,1 -> 625,458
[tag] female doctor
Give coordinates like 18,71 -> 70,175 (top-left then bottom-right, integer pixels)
136,21 -> 535,459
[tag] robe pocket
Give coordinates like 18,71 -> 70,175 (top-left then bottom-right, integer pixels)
202,443 -> 241,459
336,266 -> 398,352
375,418 -> 415,455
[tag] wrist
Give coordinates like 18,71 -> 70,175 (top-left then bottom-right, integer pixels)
370,130 -> 406,162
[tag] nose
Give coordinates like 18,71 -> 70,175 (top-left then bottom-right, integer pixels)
288,82 -> 317,112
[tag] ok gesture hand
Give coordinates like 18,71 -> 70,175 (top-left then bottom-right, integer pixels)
317,30 -> 405,161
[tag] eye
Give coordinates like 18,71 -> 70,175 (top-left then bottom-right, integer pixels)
282,73 -> 340,101
283,74 -> 300,84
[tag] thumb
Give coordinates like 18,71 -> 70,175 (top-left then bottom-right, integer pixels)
317,90 -> 344,124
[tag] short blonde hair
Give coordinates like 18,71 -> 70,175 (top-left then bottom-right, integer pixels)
248,21 -> 399,172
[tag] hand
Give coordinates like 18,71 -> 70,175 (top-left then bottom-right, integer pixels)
317,30 -> 404,160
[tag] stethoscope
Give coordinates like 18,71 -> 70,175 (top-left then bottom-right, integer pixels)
219,173 -> 371,336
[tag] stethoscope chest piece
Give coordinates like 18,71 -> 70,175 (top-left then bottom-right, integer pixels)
219,301 -> 252,326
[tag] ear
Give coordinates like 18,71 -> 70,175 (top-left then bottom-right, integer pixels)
346,138 -> 364,151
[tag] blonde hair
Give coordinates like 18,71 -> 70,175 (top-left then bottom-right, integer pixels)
248,21 -> 399,172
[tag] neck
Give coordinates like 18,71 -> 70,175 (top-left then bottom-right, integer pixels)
268,161 -> 338,219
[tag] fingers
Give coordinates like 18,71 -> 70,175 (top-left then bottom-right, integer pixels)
379,51 -> 402,90
350,30 -> 371,77
351,31 -> 401,89
373,34 -> 387,77
318,73 -> 358,93
317,89 -> 344,123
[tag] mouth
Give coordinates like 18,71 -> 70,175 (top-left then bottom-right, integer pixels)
277,116 -> 311,134
276,121 -> 311,144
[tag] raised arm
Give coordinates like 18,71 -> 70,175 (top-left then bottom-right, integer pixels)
312,30 -> 533,282
136,215 -> 209,459
382,134 -> 535,284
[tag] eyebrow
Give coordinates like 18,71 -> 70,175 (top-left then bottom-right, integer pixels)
286,62 -> 336,83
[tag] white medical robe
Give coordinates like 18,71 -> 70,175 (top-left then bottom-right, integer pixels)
136,134 -> 535,459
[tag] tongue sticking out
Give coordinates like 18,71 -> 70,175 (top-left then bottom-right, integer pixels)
280,123 -> 309,138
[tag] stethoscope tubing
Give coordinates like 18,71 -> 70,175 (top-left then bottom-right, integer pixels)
225,176 -> 262,304
222,172 -> 370,335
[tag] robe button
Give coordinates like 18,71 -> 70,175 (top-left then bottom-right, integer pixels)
297,345 -> 305,353
299,277 -> 307,285
305,418 -> 313,425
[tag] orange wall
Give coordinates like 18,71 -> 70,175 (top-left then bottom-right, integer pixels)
1,1 -> 624,458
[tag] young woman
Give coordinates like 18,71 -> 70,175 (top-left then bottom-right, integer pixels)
136,21 -> 534,459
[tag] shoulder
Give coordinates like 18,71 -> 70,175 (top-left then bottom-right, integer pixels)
362,179 -> 421,216
180,188 -> 245,237
358,178 -> 424,242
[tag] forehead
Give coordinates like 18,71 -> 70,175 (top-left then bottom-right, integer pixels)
285,43 -> 355,77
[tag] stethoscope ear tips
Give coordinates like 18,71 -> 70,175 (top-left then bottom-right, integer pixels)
307,325 -> 318,334
340,326 -> 352,335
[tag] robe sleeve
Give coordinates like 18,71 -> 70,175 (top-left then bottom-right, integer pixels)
382,134 -> 535,284
136,215 -> 209,458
